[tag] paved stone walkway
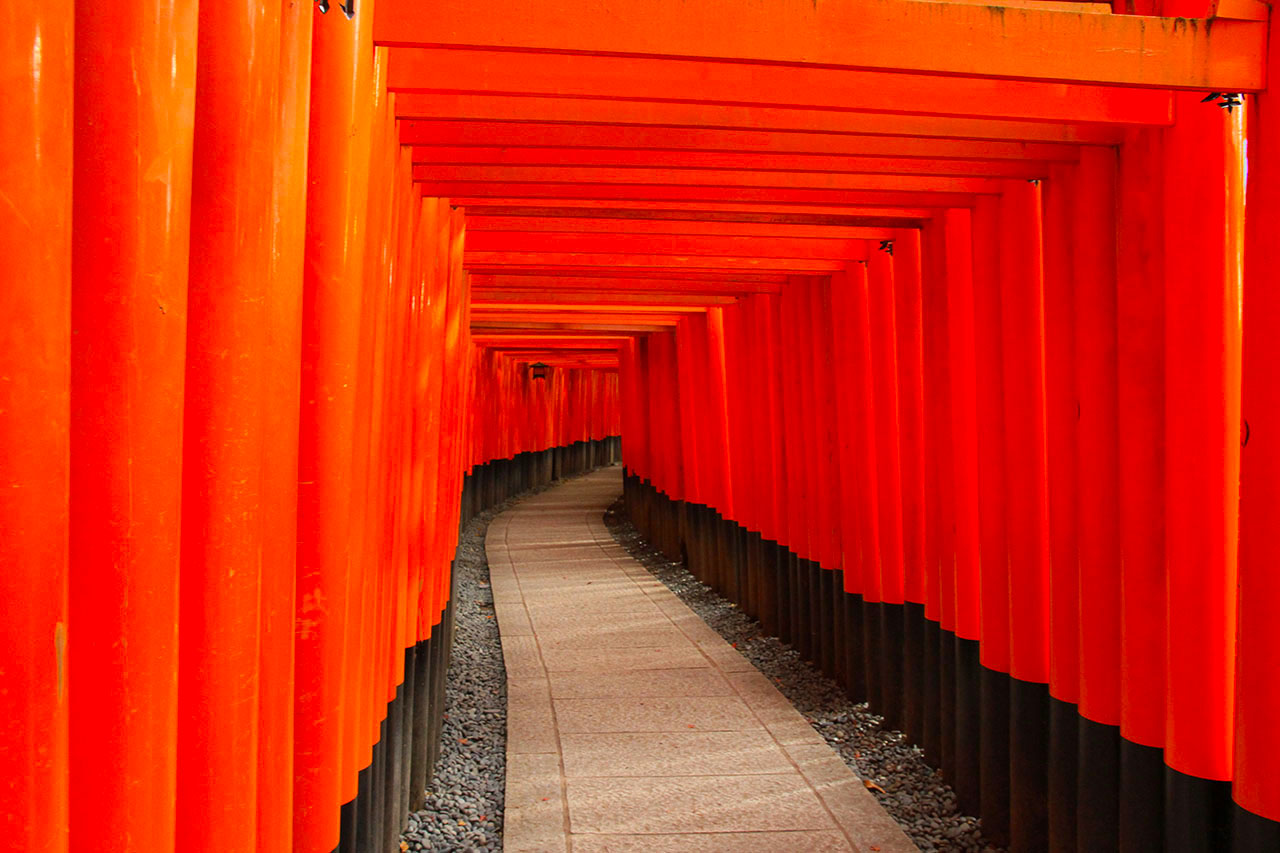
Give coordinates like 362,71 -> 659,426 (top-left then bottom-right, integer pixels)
489,467 -> 918,853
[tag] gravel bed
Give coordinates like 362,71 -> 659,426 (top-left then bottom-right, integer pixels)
400,499 -> 513,852
604,499 -> 1004,853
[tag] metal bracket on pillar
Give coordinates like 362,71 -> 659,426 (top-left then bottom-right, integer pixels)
315,0 -> 355,18
1201,92 -> 1245,112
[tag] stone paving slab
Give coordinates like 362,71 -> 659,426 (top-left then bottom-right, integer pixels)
552,696 -> 763,733
491,468 -> 917,853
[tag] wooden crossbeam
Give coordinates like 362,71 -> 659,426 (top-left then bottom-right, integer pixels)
470,274 -> 784,292
393,93 -> 1121,144
472,320 -> 676,332
466,217 -> 897,240
473,301 -> 711,311
464,251 -> 853,271
387,47 -> 1174,125
414,165 -> 1003,194
397,121 -> 1081,161
472,310 -> 694,324
465,232 -> 873,260
422,183 -> 976,208
412,147 -> 1051,179
374,0 -> 1265,90
452,201 -> 933,225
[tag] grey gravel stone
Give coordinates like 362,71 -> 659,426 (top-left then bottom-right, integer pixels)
604,499 -> 1006,853
399,496 -> 512,852
400,473 -> 597,852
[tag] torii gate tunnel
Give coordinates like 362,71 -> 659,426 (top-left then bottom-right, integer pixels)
4,0 -> 1280,850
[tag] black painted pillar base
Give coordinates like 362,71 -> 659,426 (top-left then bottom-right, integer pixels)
1010,677 -> 1050,852
978,664 -> 1010,846
339,786 -> 358,853
922,619 -> 942,766
903,602 -> 926,749
863,600 -> 884,714
1166,768 -> 1233,853
1233,803 -> 1280,852
821,567 -> 837,679
1077,716 -> 1121,852
844,591 -> 867,703
1048,696 -> 1079,853
939,630 -> 957,782
831,571 -> 847,690
1119,737 -> 1164,853
952,641 -> 981,824
880,603 -> 905,731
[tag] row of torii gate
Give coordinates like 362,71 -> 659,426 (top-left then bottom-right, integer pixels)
5,0 -> 1280,851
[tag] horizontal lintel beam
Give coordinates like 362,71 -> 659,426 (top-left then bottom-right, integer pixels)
422,182 -> 976,208
466,216 -> 897,239
412,146 -> 1052,179
464,232 -> 873,260
397,120 -> 1081,161
452,200 -> 933,225
393,93 -> 1119,144
464,251 -> 852,271
374,0 -> 1265,90
387,47 -> 1174,125
413,164 -> 1003,194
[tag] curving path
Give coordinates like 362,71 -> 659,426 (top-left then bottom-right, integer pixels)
488,467 -> 918,853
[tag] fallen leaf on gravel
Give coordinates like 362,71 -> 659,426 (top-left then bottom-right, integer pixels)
864,780 -> 886,793
400,843 -> 409,852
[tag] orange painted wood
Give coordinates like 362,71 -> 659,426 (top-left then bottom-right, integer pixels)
920,216 -> 952,626
399,120 -> 1081,161
0,3 -> 72,851
472,274 -> 785,291
395,94 -> 1121,144
178,0 -> 284,846
475,302 -> 710,312
1041,163 -> 1081,706
387,47 -> 1174,125
893,231 -> 928,607
1163,91 -> 1245,782
970,195 -> 1011,671
452,198 -> 936,222
374,0 -> 1265,89
415,165 -> 1003,194
465,232 -> 873,260
473,293 -> 737,306
943,208 -> 982,643
295,5 -> 377,847
1073,146 -> 1122,728
1237,18 -> 1280,820
68,0 -> 196,849
999,180 -> 1052,686
467,216 -> 898,239
464,252 -> 854,272
869,251 -> 906,603
472,310 -> 689,324
257,2 -> 314,847
807,279 -> 841,569
1115,128 -> 1167,751
417,148 -> 1054,180
424,182 -> 977,209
